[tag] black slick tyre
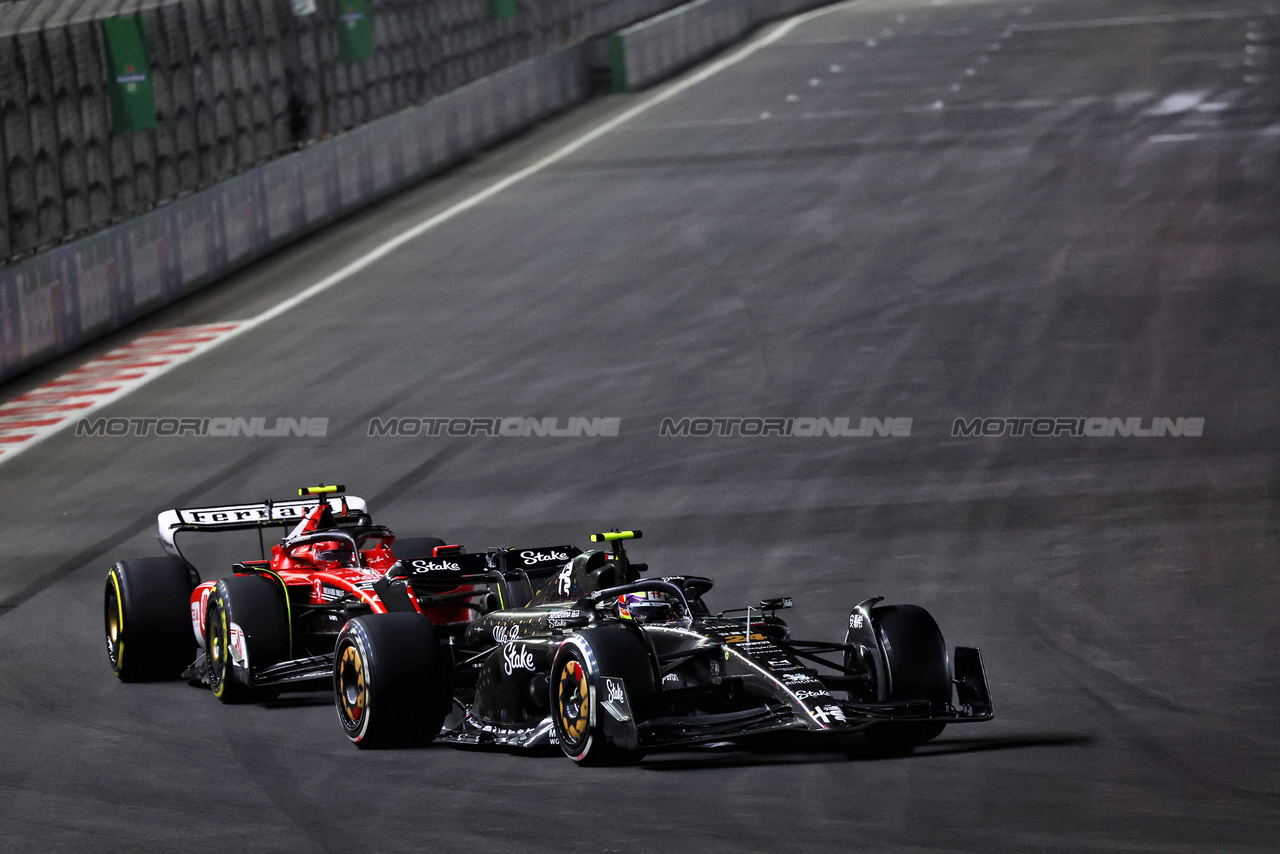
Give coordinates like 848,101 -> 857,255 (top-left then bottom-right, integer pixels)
551,629 -> 652,766
865,604 -> 951,749
334,613 -> 451,749
205,575 -> 289,704
104,558 -> 197,681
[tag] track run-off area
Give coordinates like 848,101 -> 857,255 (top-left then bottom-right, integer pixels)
1,0 -> 1277,850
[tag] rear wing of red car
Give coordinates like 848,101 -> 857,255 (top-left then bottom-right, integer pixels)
157,495 -> 369,557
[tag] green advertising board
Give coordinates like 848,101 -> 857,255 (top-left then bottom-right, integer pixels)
333,0 -> 374,61
489,0 -> 518,19
102,16 -> 157,132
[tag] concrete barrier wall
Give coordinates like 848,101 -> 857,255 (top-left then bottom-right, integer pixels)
606,0 -> 829,92
0,45 -> 590,383
0,0 -> 688,267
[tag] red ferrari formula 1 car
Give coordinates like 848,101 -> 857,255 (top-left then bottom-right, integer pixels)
103,485 -> 577,702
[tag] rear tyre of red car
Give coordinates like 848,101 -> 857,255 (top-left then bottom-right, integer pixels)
334,613 -> 452,749
864,604 -> 950,750
551,629 -> 653,767
104,558 -> 197,682
206,575 -> 289,704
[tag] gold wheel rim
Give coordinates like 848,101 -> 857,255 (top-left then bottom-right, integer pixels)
209,603 -> 228,693
104,579 -> 122,667
338,643 -> 367,728
557,658 -> 590,744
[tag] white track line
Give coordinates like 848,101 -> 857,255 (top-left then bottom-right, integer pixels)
0,1 -> 854,468
1006,10 -> 1259,33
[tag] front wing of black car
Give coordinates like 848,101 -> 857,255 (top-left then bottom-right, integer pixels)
438,642 -> 993,751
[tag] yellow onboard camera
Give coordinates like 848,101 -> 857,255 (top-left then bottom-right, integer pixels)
590,530 -> 641,542
299,484 -> 345,496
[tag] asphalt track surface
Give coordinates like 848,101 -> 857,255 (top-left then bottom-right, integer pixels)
2,0 -> 1279,850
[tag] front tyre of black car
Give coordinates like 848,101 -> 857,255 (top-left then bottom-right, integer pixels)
206,576 -> 288,704
104,558 -> 197,681
551,633 -> 650,767
863,604 -> 951,751
334,613 -> 451,749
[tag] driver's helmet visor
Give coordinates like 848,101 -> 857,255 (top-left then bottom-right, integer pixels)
617,591 -> 674,623
314,540 -> 353,563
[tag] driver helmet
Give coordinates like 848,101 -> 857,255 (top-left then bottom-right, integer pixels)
617,590 -> 675,623
313,540 -> 353,564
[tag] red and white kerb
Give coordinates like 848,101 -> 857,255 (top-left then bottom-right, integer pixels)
0,323 -> 243,464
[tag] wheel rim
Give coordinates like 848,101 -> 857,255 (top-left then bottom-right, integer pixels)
208,603 -> 228,694
337,641 -> 367,733
556,657 -> 590,748
104,577 -> 122,669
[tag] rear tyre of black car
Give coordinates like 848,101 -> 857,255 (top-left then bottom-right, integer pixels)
206,576 -> 289,704
104,558 -> 197,681
334,613 -> 452,749
864,604 -> 950,750
391,537 -> 448,560
551,630 -> 653,767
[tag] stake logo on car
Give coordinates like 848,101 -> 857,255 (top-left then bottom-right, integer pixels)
793,689 -> 829,700
606,680 -> 625,703
502,643 -> 536,675
409,559 -> 462,573
521,550 -> 570,565
547,609 -> 585,629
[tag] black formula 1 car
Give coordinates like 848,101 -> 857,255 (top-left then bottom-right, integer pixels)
333,530 -> 993,762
